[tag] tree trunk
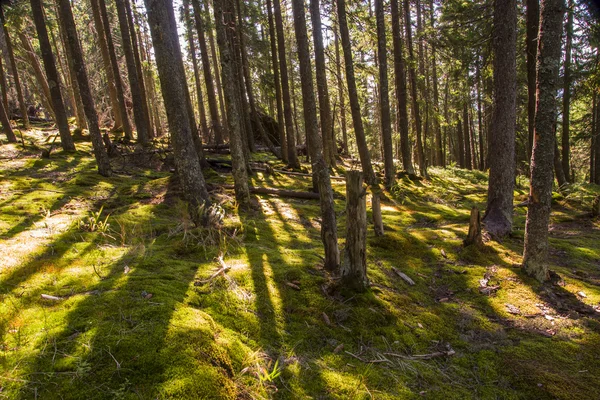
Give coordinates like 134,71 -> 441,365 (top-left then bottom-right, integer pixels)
391,0 -> 414,176
477,62 -> 485,170
0,9 -> 29,129
192,0 -> 223,146
341,171 -> 368,291
55,0 -> 111,176
523,0 -> 566,282
115,0 -> 149,146
561,0 -> 573,181
310,0 -> 336,168
594,88 -> 600,184
0,91 -> 14,142
334,12 -> 348,155
336,0 -> 376,185
18,33 -> 53,117
124,0 -> 153,138
554,138 -> 567,187
0,45 -> 8,112
213,0 -> 251,206
456,116 -> 465,167
30,0 -> 74,151
266,0 -> 286,161
89,0 -> 122,129
483,0 -> 517,239
98,0 -> 133,140
526,0 -> 539,160
291,0 -> 339,271
183,0 -> 209,140
430,0 -> 442,168
375,0 -> 395,188
463,101 -> 472,170
143,0 -> 211,209
273,0 -> 299,168
403,0 -> 427,178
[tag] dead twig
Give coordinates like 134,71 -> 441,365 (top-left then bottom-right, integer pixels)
194,253 -> 231,285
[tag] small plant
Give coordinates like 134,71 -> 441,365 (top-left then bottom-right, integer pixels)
258,359 -> 281,383
78,206 -> 111,234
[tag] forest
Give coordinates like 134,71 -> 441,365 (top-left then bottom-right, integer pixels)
0,0 -> 599,398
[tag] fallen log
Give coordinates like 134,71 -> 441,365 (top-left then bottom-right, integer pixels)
217,184 -> 319,200
272,169 -> 346,181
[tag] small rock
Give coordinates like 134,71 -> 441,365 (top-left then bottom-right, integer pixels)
577,291 -> 587,298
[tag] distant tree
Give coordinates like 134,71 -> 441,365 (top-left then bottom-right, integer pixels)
523,0 -> 566,282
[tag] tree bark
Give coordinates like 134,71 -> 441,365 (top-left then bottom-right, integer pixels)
0,8 -> 29,129
55,0 -> 111,176
115,0 -> 149,146
30,0 -> 74,151
391,0 -> 414,176
463,101 -> 472,170
341,171 -> 368,291
456,116 -> 465,167
17,32 -> 53,118
98,0 -> 133,140
483,0 -> 517,239
266,0 -> 286,161
273,0 -> 299,168
213,0 -> 251,206
523,0 -> 566,282
0,92 -> 14,142
143,0 -> 210,208
375,0 -> 395,188
291,0 -> 339,271
554,138 -> 567,187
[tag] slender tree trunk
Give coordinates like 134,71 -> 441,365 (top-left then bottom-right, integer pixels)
334,13 -> 348,155
291,0 -> 339,271
192,0 -> 223,145
266,0 -> 286,161
143,0 -> 210,209
403,0 -> 427,177
592,90 -> 597,184
375,0 -> 394,188
124,0 -> 153,138
526,0 -> 539,160
463,100 -> 472,170
310,0 -> 336,168
183,0 -> 209,139
0,92 -> 14,142
477,62 -> 485,170
98,0 -> 133,140
391,0 -> 414,175
30,0 -> 74,151
213,0 -> 251,206
137,16 -> 163,136
55,0 -> 111,176
523,0 -> 566,282
430,3 -> 442,168
17,32 -> 53,118
56,6 -> 85,129
456,116 -> 465,167
595,87 -> 600,185
341,171 -> 368,291
483,0 -> 517,239
336,0 -> 376,185
89,0 -> 122,129
115,0 -> 149,145
204,0 -> 228,139
554,138 -> 567,187
0,9 -> 29,129
561,0 -> 573,181
0,48 -> 8,112
273,0 -> 299,168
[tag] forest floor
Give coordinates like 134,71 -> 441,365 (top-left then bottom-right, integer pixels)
1,128 -> 600,399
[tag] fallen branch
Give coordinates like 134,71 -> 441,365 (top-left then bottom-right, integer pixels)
384,349 -> 456,360
194,254 -> 231,285
392,267 -> 415,285
345,351 -> 389,364
272,169 -> 346,181
218,184 -> 320,200
41,294 -> 64,301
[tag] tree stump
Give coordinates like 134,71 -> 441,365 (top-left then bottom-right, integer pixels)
593,196 -> 600,217
464,207 -> 483,247
340,170 -> 368,291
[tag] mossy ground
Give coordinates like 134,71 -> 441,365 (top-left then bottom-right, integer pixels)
1,129 -> 600,399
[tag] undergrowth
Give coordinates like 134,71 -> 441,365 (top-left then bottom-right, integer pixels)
1,130 -> 599,399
